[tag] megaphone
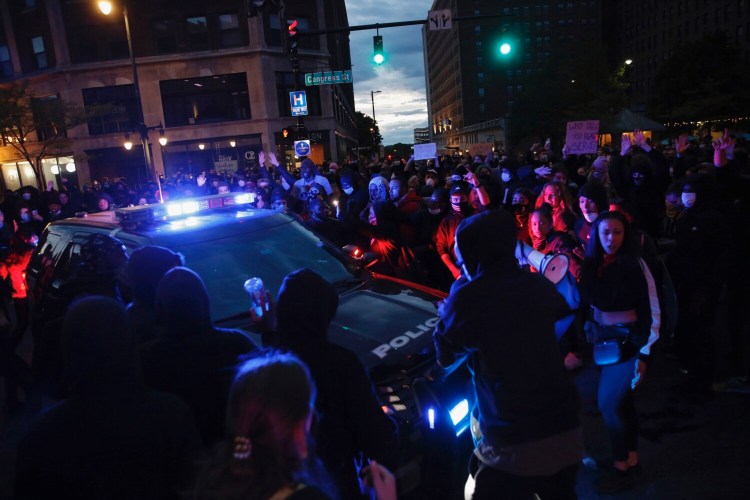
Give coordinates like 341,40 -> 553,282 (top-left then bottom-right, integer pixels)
515,241 -> 569,285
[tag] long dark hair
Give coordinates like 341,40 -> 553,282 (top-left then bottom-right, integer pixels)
195,351 -> 336,499
583,210 -> 639,264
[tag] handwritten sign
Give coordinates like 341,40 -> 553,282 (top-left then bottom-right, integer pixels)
565,120 -> 599,154
414,142 -> 437,160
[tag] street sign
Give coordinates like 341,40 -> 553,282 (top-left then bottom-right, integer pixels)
294,140 -> 311,157
428,9 -> 452,30
289,91 -> 308,116
304,70 -> 353,86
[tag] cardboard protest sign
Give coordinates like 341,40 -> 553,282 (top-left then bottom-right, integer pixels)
414,142 -> 437,160
565,120 -> 599,154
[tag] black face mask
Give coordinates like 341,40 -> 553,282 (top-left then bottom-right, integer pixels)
512,203 -> 529,216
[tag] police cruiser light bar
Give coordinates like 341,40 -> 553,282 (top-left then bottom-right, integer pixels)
115,192 -> 257,223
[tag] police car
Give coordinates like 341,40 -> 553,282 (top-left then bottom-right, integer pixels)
25,192 -> 471,492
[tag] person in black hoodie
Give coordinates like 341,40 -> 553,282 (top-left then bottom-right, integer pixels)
271,268 -> 398,500
15,296 -> 200,499
139,267 -> 257,447
431,209 -> 582,500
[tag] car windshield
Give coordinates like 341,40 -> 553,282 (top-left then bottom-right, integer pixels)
169,221 -> 356,322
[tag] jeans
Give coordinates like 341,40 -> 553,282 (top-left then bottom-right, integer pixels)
598,357 -> 638,462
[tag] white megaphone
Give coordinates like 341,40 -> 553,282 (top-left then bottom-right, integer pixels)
515,241 -> 569,285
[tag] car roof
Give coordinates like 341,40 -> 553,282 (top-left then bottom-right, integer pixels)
46,206 -> 292,247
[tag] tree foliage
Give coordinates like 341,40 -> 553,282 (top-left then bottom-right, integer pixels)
0,80 -> 87,189
355,111 -> 382,147
509,41 -> 628,149
647,34 -> 750,126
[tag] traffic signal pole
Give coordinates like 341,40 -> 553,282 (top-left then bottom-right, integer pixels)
298,13 -> 510,37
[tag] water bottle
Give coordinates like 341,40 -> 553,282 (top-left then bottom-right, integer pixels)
244,277 -> 266,317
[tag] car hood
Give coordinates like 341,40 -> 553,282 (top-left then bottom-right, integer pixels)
329,287 -> 439,378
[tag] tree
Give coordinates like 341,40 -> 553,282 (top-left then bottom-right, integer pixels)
355,111 -> 382,148
647,33 -> 750,129
0,80 -> 88,189
509,41 -> 628,149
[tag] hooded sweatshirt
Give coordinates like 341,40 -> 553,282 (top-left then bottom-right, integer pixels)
433,210 -> 580,448
139,267 -> 256,445
16,297 -> 200,499
274,268 -> 398,499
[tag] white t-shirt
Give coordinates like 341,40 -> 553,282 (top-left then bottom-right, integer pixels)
284,175 -> 333,195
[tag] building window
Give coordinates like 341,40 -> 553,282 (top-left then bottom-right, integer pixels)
479,103 -> 485,113
31,95 -> 65,141
477,72 -> 484,81
160,73 -> 251,127
154,19 -> 178,53
218,13 -> 242,48
31,36 -> 47,69
82,84 -> 138,136
186,16 -> 209,51
0,44 -> 12,76
275,72 -> 321,117
478,88 -> 485,97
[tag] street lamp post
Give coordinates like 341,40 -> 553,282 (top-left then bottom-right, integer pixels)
370,90 -> 381,122
98,1 -> 164,195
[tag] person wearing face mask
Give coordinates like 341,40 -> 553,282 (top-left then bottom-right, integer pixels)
574,183 -> 610,248
657,183 -> 683,251
510,188 -> 534,246
336,168 -> 368,235
420,169 -> 440,197
435,185 -> 476,280
666,174 -> 729,400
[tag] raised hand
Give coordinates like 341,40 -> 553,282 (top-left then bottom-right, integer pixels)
267,151 -> 279,167
259,151 -> 266,166
633,129 -> 646,147
675,134 -> 689,155
620,133 -> 632,155
197,173 -> 206,187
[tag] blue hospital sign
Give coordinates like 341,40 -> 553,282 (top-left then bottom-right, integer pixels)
294,140 -> 311,157
290,91 -> 308,116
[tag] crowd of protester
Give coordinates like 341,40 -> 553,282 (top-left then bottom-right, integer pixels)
0,127 -> 748,497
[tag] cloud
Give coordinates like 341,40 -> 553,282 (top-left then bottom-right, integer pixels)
345,0 -> 433,144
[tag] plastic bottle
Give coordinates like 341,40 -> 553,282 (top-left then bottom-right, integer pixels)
244,277 -> 266,317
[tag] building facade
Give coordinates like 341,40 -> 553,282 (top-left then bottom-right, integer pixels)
614,0 -> 750,114
424,0 -> 749,154
0,0 -> 357,190
424,0 -> 603,155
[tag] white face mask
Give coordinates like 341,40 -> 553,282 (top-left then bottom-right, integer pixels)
343,186 -> 354,195
237,180 -> 245,187
426,178 -> 436,187
501,172 -> 511,183
428,207 -> 442,215
681,192 -> 697,208
583,212 -> 599,223
22,193 -> 31,200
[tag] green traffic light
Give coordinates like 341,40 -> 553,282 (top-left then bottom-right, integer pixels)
499,42 -> 512,56
373,35 -> 385,65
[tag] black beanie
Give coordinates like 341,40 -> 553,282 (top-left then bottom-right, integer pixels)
578,182 -> 609,213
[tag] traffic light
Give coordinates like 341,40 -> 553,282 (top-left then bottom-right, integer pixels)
282,127 -> 295,140
373,35 -> 385,65
497,25 -> 514,60
287,19 -> 298,58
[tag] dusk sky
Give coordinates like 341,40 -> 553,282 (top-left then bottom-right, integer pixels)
344,0 -> 434,145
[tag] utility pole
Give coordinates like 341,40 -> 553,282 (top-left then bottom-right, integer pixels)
370,90 -> 381,122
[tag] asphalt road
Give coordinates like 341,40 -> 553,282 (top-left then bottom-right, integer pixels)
2,312 -> 749,499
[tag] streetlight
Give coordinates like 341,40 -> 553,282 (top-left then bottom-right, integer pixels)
98,0 -> 165,194
370,90 -> 381,122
